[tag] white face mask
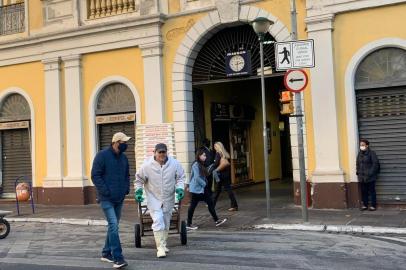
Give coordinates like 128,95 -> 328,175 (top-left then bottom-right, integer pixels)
360,146 -> 366,151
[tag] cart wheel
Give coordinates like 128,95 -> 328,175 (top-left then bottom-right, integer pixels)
0,219 -> 10,239
180,220 -> 187,245
134,223 -> 141,248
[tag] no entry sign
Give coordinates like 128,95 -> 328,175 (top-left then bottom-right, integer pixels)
283,69 -> 308,93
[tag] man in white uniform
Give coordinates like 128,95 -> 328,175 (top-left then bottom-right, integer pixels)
134,143 -> 185,258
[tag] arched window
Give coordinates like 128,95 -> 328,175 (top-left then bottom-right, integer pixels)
96,83 -> 135,115
355,47 -> 406,89
0,93 -> 30,122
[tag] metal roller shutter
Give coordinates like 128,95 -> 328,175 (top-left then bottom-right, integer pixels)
98,121 -> 136,195
1,128 -> 32,194
356,86 -> 406,203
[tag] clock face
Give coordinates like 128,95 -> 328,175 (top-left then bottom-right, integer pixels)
229,55 -> 245,72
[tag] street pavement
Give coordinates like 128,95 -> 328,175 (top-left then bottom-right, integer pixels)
2,181 -> 406,232
1,222 -> 406,270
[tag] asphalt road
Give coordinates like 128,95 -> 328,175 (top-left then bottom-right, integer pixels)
1,222 -> 405,270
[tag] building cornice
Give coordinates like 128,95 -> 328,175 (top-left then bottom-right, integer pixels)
305,14 -> 335,33
0,14 -> 166,67
306,0 -> 406,17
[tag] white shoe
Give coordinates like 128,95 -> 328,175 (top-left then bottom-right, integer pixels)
162,230 -> 170,253
153,231 -> 166,258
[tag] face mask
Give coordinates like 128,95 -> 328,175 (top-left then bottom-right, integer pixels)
118,143 -> 128,153
360,146 -> 366,151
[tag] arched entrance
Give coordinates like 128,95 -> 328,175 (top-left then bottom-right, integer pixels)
355,47 -> 406,204
0,93 -> 32,197
95,83 -> 136,187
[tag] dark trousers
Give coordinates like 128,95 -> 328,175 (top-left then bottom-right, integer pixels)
187,188 -> 218,226
213,180 -> 238,209
360,181 -> 376,208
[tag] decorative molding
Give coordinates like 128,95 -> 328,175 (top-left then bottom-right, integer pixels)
42,57 -> 61,71
140,41 -> 164,57
306,0 -> 406,17
62,54 -> 81,68
0,15 -> 164,67
305,13 -> 335,33
215,0 -> 240,23
166,19 -> 195,41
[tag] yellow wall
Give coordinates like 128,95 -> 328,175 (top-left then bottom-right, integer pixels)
82,47 -> 145,179
0,62 -> 46,186
333,3 -> 406,181
28,0 -> 43,31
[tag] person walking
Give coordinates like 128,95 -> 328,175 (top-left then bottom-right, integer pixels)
212,142 -> 238,211
200,138 -> 215,194
91,132 -> 131,269
186,148 -> 227,230
356,139 -> 380,211
134,143 -> 185,258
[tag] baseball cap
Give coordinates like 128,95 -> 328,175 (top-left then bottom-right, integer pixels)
154,143 -> 168,152
112,132 -> 131,143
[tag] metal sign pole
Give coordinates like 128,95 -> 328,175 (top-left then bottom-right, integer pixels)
290,0 -> 308,222
260,39 -> 271,219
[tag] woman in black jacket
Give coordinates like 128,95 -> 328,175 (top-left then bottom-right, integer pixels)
356,139 -> 380,211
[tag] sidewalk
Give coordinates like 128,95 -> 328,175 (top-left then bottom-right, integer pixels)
2,181 -> 406,234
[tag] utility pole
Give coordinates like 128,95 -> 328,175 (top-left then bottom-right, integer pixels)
290,0 -> 309,222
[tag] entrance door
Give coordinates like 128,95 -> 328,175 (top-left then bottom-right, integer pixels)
1,128 -> 32,195
355,48 -> 406,204
356,87 -> 406,203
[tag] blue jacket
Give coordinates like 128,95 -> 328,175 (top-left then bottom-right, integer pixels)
91,147 -> 130,202
188,162 -> 207,194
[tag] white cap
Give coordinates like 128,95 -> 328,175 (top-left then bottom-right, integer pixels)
112,132 -> 131,143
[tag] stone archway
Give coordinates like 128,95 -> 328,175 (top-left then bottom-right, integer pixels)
171,4 -> 291,172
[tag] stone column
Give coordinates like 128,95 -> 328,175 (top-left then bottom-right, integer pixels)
62,55 -> 87,188
140,41 -> 165,124
306,14 -> 346,208
42,58 -> 64,190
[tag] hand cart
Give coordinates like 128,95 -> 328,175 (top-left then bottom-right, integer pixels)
134,201 -> 187,248
0,210 -> 11,239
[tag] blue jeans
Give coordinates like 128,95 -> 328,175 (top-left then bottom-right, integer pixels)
100,200 -> 124,261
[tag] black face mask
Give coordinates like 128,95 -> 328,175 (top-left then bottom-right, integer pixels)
118,143 -> 128,153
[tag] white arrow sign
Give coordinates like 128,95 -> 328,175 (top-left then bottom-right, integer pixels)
284,69 -> 308,93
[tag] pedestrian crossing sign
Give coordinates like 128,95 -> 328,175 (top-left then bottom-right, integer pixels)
275,39 -> 315,71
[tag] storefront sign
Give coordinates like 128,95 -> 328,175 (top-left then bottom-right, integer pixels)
135,123 -> 176,168
0,121 -> 29,130
96,113 -> 135,124
275,39 -> 315,71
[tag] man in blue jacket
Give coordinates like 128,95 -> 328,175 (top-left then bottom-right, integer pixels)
91,132 -> 131,269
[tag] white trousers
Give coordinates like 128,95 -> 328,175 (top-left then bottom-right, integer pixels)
150,208 -> 172,232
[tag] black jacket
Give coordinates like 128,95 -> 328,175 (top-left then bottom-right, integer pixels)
91,147 -> 130,202
356,149 -> 380,183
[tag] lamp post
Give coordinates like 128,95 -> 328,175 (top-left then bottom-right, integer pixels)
252,17 -> 274,219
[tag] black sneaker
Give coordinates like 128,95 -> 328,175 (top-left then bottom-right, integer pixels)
113,259 -> 128,269
100,254 -> 114,263
215,218 -> 227,227
186,224 -> 198,230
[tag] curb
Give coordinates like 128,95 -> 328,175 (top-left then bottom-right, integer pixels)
7,217 -> 107,226
254,224 -> 406,234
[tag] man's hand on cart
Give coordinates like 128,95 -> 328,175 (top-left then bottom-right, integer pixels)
176,188 -> 185,201
134,188 -> 144,203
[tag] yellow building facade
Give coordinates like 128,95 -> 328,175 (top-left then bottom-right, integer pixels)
0,0 -> 405,208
